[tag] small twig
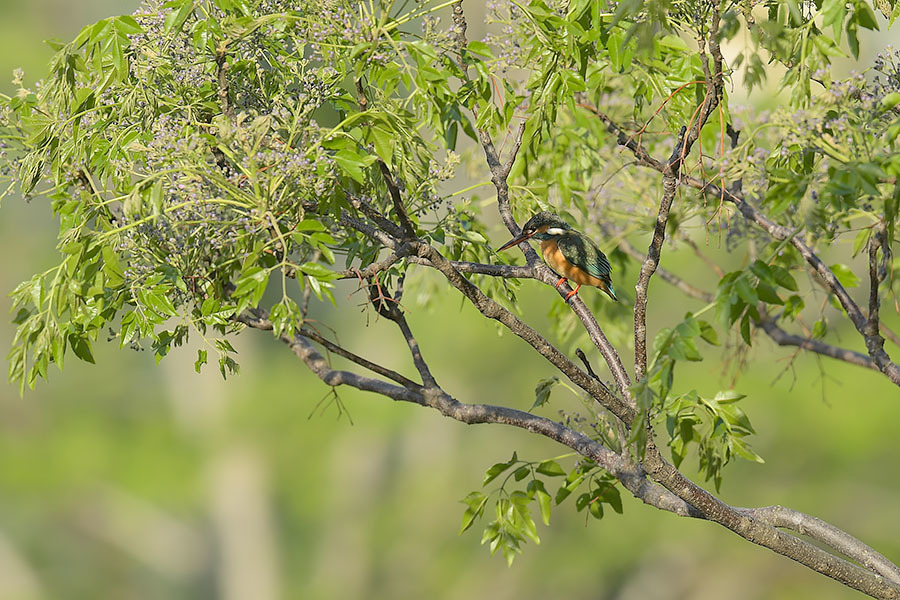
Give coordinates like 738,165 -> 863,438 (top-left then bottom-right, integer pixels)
406,256 -> 535,279
575,348 -> 600,381
364,273 -> 439,389
756,313 -> 878,371
336,247 -> 411,280
355,79 -> 417,238
634,127 -> 688,382
678,232 -> 726,278
608,227 -> 714,302
298,326 -> 421,390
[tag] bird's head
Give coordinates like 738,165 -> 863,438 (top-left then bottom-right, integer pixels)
497,211 -> 571,251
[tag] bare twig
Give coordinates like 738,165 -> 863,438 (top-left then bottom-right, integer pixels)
610,228 -> 714,302
677,232 -> 726,278
617,226 -> 880,370
756,314 -> 878,371
299,326 -> 421,390
336,247 -> 411,280
634,128 -> 687,382
355,78 -> 417,238
365,277 -> 439,389
406,256 -> 535,279
868,227 -> 887,342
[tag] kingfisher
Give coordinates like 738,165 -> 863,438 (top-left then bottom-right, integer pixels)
497,211 -> 617,302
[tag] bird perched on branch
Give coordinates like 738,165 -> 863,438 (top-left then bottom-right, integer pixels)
497,211 -> 617,303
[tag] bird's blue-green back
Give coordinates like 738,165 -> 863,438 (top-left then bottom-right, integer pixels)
556,232 -> 612,282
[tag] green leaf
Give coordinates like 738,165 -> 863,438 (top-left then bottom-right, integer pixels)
714,390 -> 746,404
293,219 -> 326,233
299,262 -> 335,280
771,266 -> 799,291
333,149 -> 376,183
756,281 -> 783,305
102,245 -> 124,287
749,260 -> 774,284
882,92 -> 900,111
735,277 -> 759,306
812,318 -> 828,338
739,313 -> 752,345
459,491 -> 488,534
194,349 -> 208,373
587,498 -> 604,519
829,263 -> 860,288
731,438 -> 765,463
575,492 -> 591,511
164,1 -> 195,34
69,334 -> 95,364
535,460 -> 566,477
466,40 -> 494,58
852,228 -> 872,257
536,487 -> 551,525
530,376 -> 558,410
483,452 -> 517,486
698,320 -> 720,345
371,125 -> 395,168
113,15 -> 144,35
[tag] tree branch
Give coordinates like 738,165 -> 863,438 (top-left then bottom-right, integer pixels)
369,278 -> 439,389
682,176 -> 900,386
236,308 -> 692,517
411,240 -> 636,423
756,313 -> 878,371
634,129 -> 687,382
641,444 -> 900,598
744,505 -> 900,584
215,43 -> 234,121
336,247 -> 411,280
407,257 -> 535,279
868,226 -> 887,345
614,223 -> 882,370
238,308 -> 900,598
298,326 -> 422,390
589,106 -> 900,386
355,78 -> 417,238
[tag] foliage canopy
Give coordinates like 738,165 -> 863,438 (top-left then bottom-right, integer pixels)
2,0 -> 900,594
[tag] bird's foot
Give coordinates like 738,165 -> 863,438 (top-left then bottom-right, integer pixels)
564,283 -> 582,302
554,277 -> 567,289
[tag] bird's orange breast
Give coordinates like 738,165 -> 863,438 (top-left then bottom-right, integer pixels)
540,240 -> 606,287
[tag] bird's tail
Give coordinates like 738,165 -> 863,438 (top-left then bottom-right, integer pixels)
604,281 -> 618,302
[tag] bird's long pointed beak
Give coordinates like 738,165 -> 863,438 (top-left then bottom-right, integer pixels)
497,231 -> 534,252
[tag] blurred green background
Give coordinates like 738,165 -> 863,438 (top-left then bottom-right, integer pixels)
1,2 -> 899,599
